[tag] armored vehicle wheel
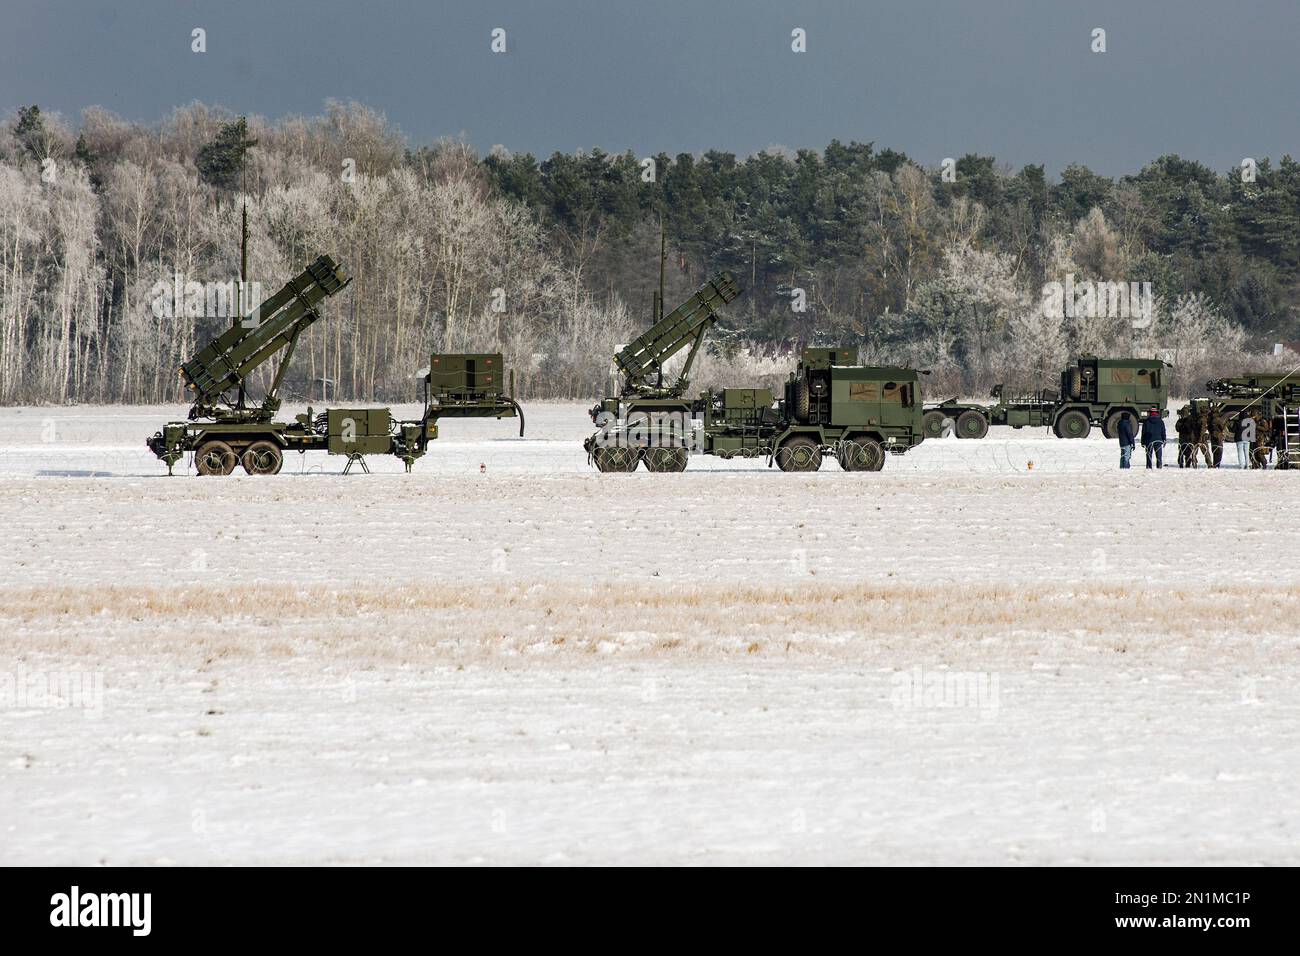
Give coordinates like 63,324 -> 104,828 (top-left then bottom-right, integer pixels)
955,410 -> 989,439
776,436 -> 822,472
592,445 -> 640,472
1103,409 -> 1136,441
922,410 -> 950,439
838,437 -> 885,472
1056,409 -> 1091,439
644,446 -> 689,472
194,440 -> 237,476
241,440 -> 284,475
791,377 -> 811,422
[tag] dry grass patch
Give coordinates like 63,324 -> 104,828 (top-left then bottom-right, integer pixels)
2,581 -> 1297,665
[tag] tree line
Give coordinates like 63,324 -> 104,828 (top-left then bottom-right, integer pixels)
1,100 -> 1296,406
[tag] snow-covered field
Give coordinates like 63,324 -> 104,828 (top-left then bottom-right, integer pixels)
2,403 -> 1298,864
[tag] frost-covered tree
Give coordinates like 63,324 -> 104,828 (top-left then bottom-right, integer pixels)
0,102 -> 1292,404
1138,292 -> 1247,390
887,243 -> 1033,393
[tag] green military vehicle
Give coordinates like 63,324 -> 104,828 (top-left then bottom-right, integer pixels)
146,254 -> 521,475
423,352 -> 525,436
767,347 -> 924,470
1184,372 -> 1300,469
583,275 -> 925,472
922,355 -> 1171,440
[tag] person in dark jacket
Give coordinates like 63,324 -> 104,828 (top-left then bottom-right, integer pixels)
1141,407 -> 1166,469
1117,413 -> 1136,469
1175,407 -> 1194,467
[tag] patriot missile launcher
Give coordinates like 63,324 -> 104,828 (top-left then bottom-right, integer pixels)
146,254 -> 522,475
583,272 -> 925,472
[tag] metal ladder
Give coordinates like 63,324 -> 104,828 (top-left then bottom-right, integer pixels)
1283,405 -> 1300,467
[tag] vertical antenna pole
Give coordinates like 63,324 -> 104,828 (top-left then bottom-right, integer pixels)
241,198 -> 248,288
236,117 -> 250,409
658,213 -> 666,323
239,198 -> 248,321
654,213 -> 666,388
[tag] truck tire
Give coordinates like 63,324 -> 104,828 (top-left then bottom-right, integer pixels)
1103,409 -> 1135,441
592,446 -> 640,472
644,446 -> 689,472
791,376 -> 811,423
776,435 -> 822,472
1055,409 -> 1091,439
922,410 -> 950,439
1067,367 -> 1082,400
955,410 -> 989,439
241,440 -> 284,475
838,437 -> 885,472
194,440 -> 237,476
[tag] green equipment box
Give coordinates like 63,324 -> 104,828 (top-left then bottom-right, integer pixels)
717,387 -> 774,425
800,347 -> 857,369
326,408 -> 393,455
721,388 -> 773,409
429,353 -> 505,395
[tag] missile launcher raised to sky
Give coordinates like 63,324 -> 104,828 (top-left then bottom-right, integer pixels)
146,254 -> 522,475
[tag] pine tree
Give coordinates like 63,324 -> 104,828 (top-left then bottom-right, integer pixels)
196,117 -> 258,192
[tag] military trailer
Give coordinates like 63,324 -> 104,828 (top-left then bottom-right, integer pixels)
146,254 -> 522,475
424,352 -> 524,435
1183,372 -> 1300,469
583,274 -> 925,472
922,355 -> 1170,440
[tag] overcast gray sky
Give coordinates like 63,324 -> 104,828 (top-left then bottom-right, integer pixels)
3,0 -> 1298,175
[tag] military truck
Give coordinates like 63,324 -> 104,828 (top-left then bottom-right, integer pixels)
146,254 -> 522,475
715,348 -> 925,471
583,274 -> 925,472
1184,372 -> 1300,469
922,355 -> 1170,440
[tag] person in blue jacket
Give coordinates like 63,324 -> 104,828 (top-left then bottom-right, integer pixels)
1117,413 -> 1136,468
1141,406 -> 1167,469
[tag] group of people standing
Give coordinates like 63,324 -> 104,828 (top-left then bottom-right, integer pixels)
1116,403 -> 1278,469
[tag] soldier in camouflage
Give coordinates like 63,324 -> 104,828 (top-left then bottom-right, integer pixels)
1252,409 -> 1273,469
1208,402 -> 1226,468
1193,402 -> 1213,468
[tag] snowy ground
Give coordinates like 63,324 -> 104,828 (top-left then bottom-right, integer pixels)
1,403 -> 1298,864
